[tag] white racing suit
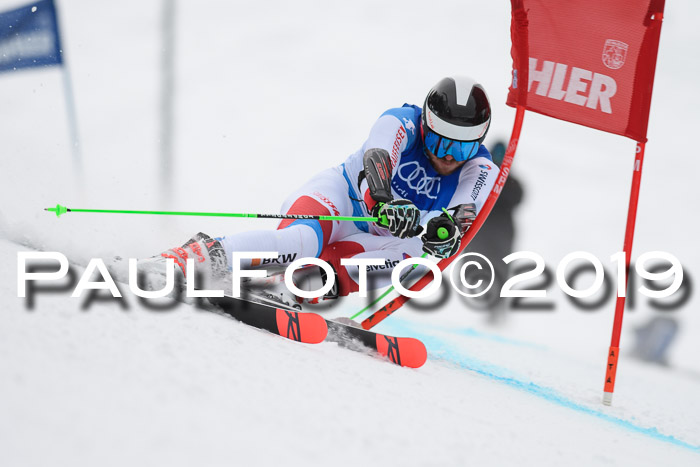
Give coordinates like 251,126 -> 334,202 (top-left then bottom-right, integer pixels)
215,104 -> 499,297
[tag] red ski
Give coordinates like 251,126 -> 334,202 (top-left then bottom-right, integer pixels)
209,295 -> 327,344
210,293 -> 427,368
326,320 -> 428,369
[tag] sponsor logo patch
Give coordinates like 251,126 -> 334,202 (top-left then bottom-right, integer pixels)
251,253 -> 298,267
368,259 -> 401,272
602,39 -> 628,70
402,117 -> 416,136
397,161 -> 441,200
390,125 -> 407,167
313,191 -> 340,217
470,170 -> 489,201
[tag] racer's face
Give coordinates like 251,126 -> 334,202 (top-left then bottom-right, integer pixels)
424,147 -> 467,176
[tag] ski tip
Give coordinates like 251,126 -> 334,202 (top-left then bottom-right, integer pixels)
275,309 -> 328,344
376,335 -> 428,368
302,314 -> 329,344
402,340 -> 428,368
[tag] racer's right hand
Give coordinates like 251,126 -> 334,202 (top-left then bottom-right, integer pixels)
373,199 -> 422,239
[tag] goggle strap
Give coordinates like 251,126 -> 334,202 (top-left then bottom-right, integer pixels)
436,136 -> 442,154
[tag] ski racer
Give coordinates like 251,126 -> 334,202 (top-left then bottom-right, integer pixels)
150,76 -> 499,301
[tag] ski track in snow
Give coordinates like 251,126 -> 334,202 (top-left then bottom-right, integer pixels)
383,319 -> 700,453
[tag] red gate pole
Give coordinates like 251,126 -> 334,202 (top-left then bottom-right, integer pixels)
603,141 -> 647,406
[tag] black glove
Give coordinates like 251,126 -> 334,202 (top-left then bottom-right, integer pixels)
448,203 -> 477,232
422,214 -> 463,258
373,199 -> 422,239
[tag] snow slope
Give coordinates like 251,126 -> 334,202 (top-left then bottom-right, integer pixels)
2,237 -> 699,467
1,0 -> 699,465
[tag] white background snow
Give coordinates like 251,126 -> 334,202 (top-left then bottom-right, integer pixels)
1,0 -> 699,465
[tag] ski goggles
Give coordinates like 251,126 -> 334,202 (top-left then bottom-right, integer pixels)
423,126 -> 481,162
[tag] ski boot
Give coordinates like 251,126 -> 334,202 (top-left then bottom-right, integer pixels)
137,232 -> 228,292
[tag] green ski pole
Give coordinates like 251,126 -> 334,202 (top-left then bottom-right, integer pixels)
349,209 -> 451,321
45,203 -> 381,224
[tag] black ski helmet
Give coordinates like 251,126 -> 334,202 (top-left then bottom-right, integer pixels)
422,76 -> 491,161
